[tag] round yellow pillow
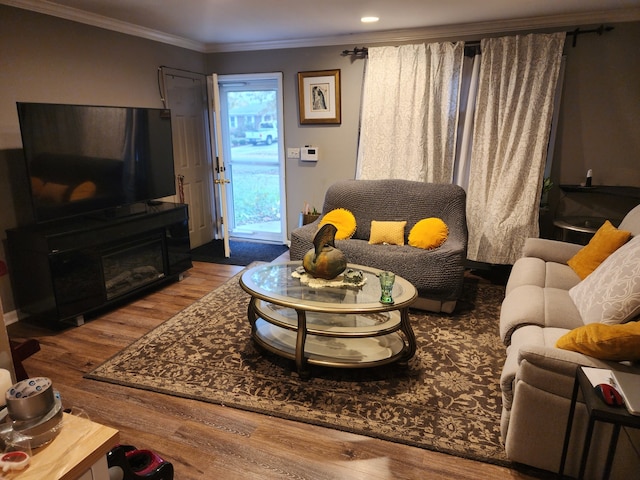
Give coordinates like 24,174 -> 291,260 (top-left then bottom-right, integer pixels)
318,208 -> 357,240
408,218 -> 449,250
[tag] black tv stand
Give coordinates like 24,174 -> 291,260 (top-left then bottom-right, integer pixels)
6,202 -> 192,327
88,202 -> 150,221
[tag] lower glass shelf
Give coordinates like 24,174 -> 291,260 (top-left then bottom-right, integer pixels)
253,318 -> 406,367
254,299 -> 402,336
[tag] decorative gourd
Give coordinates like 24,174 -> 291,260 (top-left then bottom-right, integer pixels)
303,223 -> 347,280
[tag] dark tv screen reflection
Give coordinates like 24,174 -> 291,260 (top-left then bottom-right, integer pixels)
17,102 -> 176,223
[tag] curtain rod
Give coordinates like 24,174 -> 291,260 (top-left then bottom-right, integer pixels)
341,46 -> 368,57
567,24 -> 614,47
341,24 -> 614,57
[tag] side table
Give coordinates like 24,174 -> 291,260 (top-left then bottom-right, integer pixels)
559,367 -> 640,479
14,413 -> 119,480
552,216 -> 605,244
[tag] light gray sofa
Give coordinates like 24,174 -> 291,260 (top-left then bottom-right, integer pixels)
500,204 -> 640,478
289,179 -> 468,313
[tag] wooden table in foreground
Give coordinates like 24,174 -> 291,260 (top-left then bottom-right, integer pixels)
13,413 -> 119,480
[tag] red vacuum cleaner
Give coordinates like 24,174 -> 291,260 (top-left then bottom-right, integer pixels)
107,445 -> 174,480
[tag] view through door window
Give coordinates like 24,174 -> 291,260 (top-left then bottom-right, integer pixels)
219,74 -> 286,244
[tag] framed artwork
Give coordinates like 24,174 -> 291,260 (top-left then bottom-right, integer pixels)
297,69 -> 341,124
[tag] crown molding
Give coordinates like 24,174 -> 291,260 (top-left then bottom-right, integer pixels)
2,0 -> 208,52
3,0 -> 640,54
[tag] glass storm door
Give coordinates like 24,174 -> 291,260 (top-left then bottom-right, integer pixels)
217,73 -> 287,244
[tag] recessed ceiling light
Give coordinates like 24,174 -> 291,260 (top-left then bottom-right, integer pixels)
361,16 -> 379,24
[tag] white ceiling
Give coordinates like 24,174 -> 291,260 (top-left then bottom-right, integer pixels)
5,0 -> 640,52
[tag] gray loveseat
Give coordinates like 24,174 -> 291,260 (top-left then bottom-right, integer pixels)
499,204 -> 640,478
289,179 -> 468,312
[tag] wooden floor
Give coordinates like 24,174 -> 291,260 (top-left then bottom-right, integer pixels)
7,261 -> 549,480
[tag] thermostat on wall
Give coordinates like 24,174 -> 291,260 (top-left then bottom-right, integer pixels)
301,146 -> 319,162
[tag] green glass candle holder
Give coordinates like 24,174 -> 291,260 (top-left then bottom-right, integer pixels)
379,271 -> 395,304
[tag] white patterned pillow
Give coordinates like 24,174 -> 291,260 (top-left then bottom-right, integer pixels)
569,236 -> 640,325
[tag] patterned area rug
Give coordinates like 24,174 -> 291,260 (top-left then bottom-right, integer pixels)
87,268 -> 509,465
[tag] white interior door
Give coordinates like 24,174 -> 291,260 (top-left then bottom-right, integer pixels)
161,68 -> 216,248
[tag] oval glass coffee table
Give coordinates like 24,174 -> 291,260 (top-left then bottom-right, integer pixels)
239,261 -> 418,378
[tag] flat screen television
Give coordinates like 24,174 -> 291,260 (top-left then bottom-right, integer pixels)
17,102 -> 176,224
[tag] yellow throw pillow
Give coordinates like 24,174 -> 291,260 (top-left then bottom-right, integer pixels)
318,208 -> 357,240
368,220 -> 407,245
567,220 -> 631,279
556,321 -> 640,361
408,218 -> 449,250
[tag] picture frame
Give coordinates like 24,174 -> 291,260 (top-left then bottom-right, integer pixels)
297,69 -> 341,124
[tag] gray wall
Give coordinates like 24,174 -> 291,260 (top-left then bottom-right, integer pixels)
547,23 -> 640,235
1,3 -> 639,314
208,23 -> 640,241
0,5 -> 205,313
208,47 -> 365,237
555,22 -> 640,186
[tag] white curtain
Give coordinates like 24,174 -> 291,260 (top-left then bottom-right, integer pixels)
466,33 -> 566,265
356,42 -> 464,183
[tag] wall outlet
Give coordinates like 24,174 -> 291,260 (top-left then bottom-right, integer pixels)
287,147 -> 301,159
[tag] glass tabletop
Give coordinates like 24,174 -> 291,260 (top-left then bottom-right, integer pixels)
240,261 -> 417,313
